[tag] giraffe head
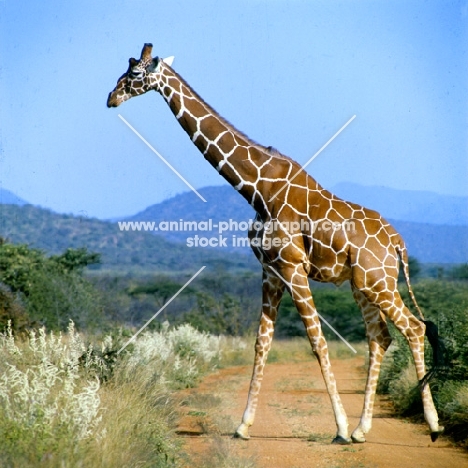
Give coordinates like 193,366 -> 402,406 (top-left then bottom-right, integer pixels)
107,43 -> 171,108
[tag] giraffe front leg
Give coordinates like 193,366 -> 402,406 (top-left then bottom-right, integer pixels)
235,272 -> 284,440
283,267 -> 350,444
301,315 -> 351,444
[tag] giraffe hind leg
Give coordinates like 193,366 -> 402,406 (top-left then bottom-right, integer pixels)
388,304 -> 444,439
359,286 -> 443,440
351,287 -> 392,443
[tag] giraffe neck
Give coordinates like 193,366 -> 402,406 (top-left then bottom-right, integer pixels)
155,63 -> 283,205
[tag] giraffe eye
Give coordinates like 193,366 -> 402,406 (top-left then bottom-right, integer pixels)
129,69 -> 143,79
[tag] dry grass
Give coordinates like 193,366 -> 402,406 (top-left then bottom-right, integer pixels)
220,335 -> 366,369
0,322 -> 223,467
83,364 -> 184,467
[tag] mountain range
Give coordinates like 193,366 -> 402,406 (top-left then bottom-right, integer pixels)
126,183 -> 468,225
125,184 -> 468,264
0,188 -> 29,206
331,182 -> 468,226
0,203 -> 257,273
1,184 -> 467,265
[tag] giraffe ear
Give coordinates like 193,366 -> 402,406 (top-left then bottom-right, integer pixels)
147,57 -> 159,73
129,57 -> 138,67
162,56 -> 175,66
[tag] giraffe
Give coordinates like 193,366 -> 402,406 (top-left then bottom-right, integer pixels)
107,43 -> 444,444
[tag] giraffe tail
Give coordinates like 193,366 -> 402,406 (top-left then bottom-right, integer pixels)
396,240 -> 425,320
395,238 -> 446,388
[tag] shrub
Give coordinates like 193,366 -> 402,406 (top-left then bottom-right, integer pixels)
183,292 -> 243,336
0,319 -> 227,466
0,321 -> 104,464
123,322 -> 221,389
436,381 -> 468,443
379,280 -> 468,445
0,283 -> 30,333
0,241 -> 103,330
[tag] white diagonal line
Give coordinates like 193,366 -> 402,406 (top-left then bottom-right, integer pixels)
267,265 -> 357,354
117,266 -> 206,354
269,115 -> 356,202
118,114 -> 207,203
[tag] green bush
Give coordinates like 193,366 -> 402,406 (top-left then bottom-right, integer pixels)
27,267 -> 103,330
276,285 -> 365,341
0,241 -> 103,330
0,283 -> 30,333
182,292 -> 243,336
379,280 -> 468,444
450,263 -> 468,280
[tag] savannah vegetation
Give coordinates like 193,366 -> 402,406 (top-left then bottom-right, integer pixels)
378,279 -> 468,446
0,213 -> 467,465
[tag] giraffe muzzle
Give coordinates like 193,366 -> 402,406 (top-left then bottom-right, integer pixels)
107,92 -> 120,108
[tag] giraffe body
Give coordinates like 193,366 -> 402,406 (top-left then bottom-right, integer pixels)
107,44 -> 443,443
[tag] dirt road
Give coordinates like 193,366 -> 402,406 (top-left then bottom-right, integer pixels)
177,356 -> 467,468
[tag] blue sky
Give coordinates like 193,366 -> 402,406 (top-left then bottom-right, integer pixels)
1,0 -> 467,219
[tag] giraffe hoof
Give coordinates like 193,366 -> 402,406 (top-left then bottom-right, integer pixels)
233,431 -> 250,440
234,425 -> 250,440
331,435 -> 352,445
351,434 -> 366,444
430,426 -> 444,442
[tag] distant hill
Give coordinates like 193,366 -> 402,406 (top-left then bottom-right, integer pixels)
1,184 -> 467,265
0,204 -> 257,273
331,182 -> 468,226
128,185 -> 254,242
390,220 -> 468,264
0,188 -> 29,206
126,185 -> 468,264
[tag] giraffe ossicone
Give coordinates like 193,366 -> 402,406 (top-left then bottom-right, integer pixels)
107,43 -> 444,444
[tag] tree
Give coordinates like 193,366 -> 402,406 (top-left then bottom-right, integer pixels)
0,241 -> 104,330
0,283 -> 30,333
451,263 -> 468,280
0,241 -> 45,294
182,292 -> 242,335
127,279 -> 193,307
50,248 -> 101,273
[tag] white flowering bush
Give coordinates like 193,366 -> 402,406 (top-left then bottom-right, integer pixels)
124,322 -> 222,388
0,321 -> 103,442
0,319 -> 246,466
168,323 -> 221,361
